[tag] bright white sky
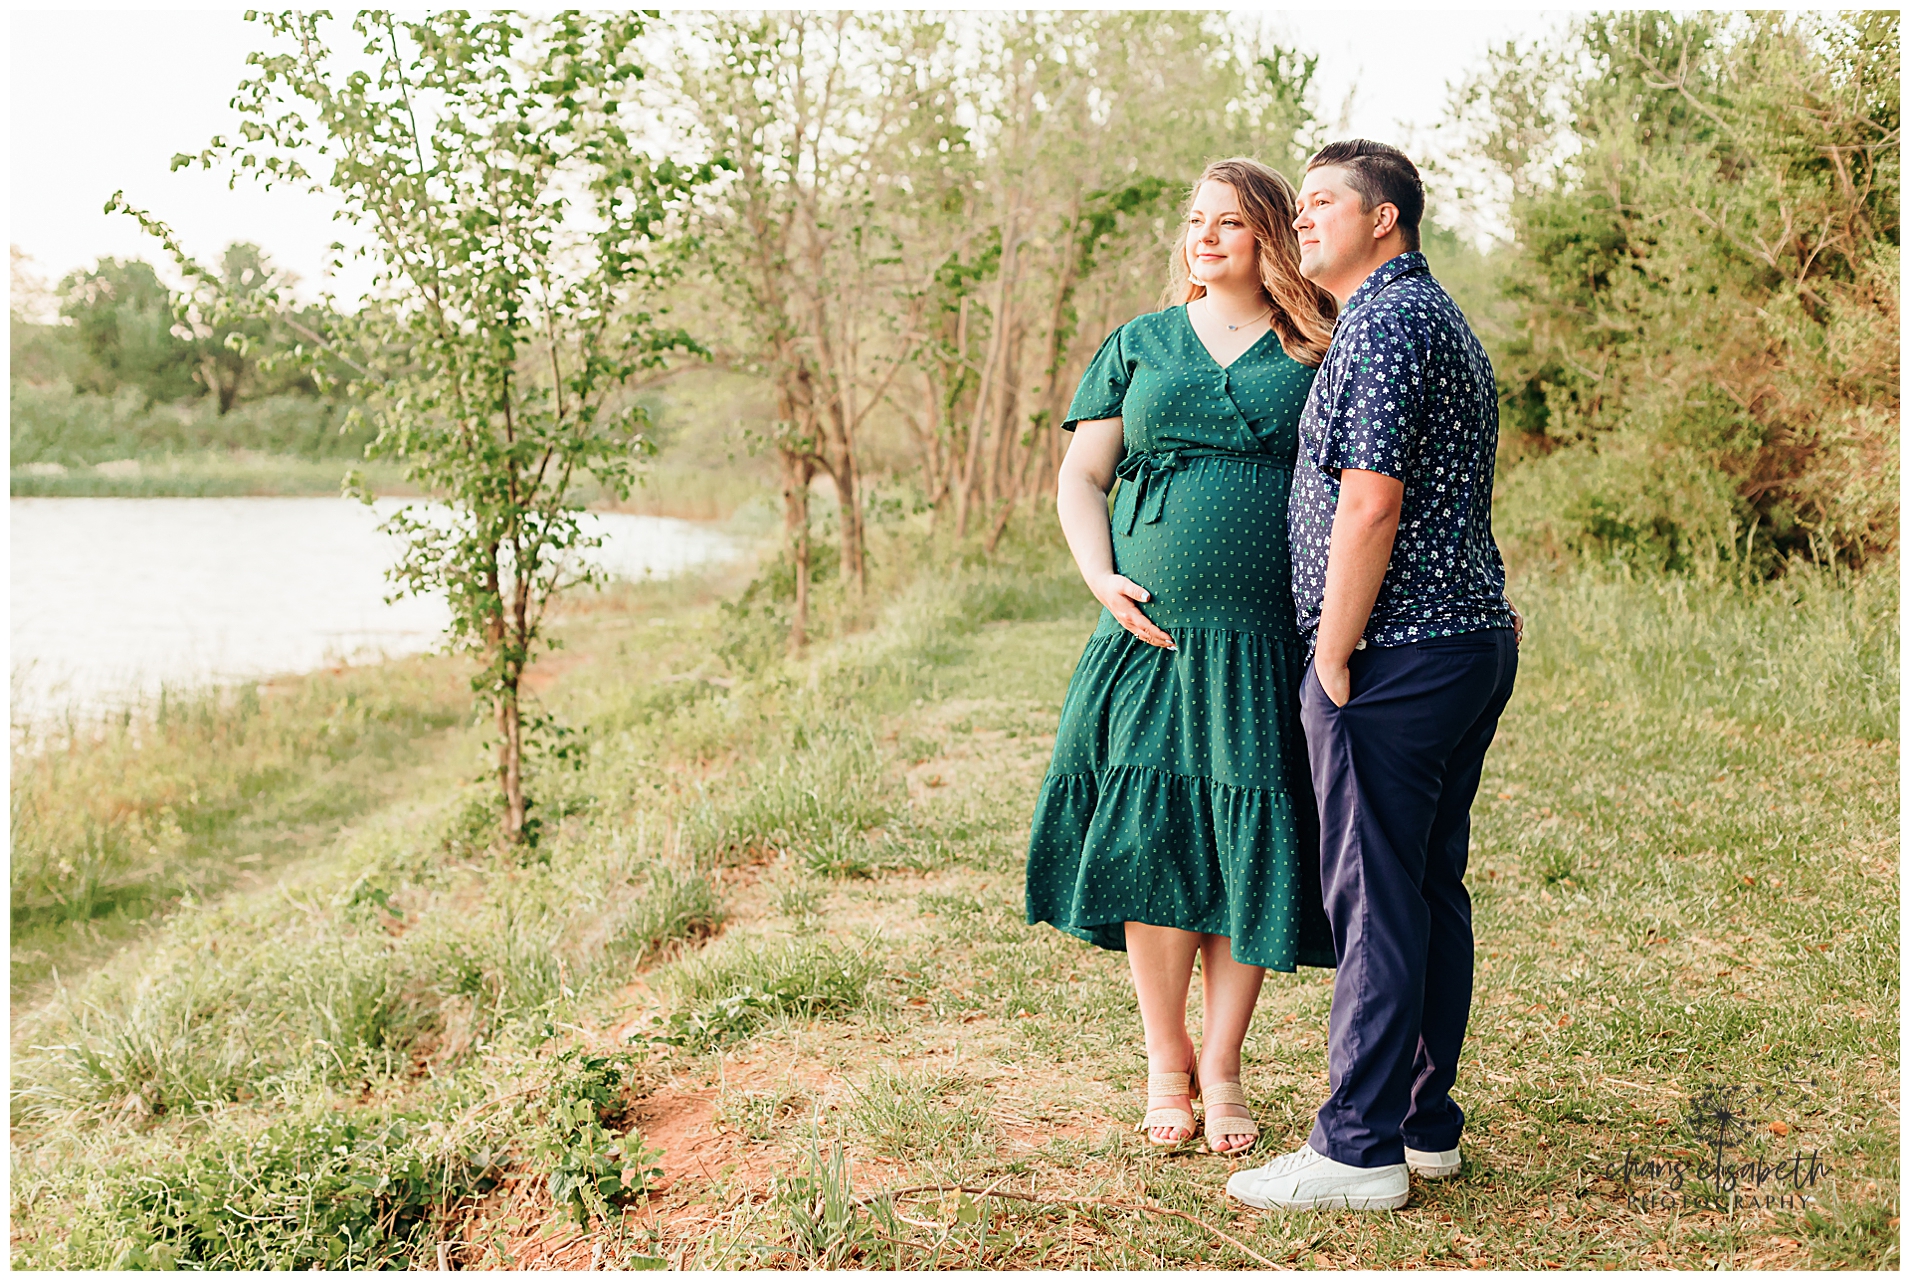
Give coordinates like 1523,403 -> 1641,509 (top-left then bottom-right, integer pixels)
9,8 -> 1570,306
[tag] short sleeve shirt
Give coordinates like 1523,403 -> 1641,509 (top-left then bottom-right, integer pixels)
1064,307 -> 1317,457
1288,252 -> 1517,647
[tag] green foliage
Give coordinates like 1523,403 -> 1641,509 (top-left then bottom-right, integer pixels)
177,242 -> 332,413
54,1108 -> 495,1270
54,257 -> 200,403
34,244 -> 324,413
1456,12 -> 1899,573
533,1049 -> 662,1228
9,383 -> 367,468
141,11 -> 721,841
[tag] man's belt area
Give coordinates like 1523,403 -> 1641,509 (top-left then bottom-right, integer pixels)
1112,448 -> 1284,535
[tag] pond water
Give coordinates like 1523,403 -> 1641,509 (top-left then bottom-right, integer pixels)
10,496 -> 741,725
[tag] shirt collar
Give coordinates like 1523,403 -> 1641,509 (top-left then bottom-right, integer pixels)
1341,251 -> 1430,318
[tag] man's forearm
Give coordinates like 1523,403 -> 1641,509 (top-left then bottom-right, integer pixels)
1315,490 -> 1401,671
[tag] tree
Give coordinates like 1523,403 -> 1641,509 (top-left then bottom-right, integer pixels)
671,13 -> 955,645
905,14 -> 1320,548
56,257 -> 201,402
132,11 -> 711,841
1452,11 -> 1899,573
181,242 -> 317,414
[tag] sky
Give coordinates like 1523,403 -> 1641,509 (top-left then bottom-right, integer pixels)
9,8 -> 1568,308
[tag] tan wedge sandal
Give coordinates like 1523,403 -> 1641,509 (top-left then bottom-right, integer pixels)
1198,1080 -> 1259,1155
1138,1068 -> 1201,1149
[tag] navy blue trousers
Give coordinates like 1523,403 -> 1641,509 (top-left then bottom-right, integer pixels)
1300,629 -> 1518,1168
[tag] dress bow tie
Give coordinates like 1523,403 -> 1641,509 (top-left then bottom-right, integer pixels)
1113,448 -> 1283,535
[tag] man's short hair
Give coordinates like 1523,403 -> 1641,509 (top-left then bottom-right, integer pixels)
1306,140 -> 1424,252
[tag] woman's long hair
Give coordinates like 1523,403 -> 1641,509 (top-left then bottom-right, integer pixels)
1163,157 -> 1337,367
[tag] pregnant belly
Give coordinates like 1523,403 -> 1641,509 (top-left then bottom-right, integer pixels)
1109,455 -> 1296,635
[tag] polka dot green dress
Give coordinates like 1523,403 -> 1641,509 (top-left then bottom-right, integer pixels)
1025,307 -> 1334,971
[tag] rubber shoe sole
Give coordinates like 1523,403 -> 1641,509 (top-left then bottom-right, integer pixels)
1227,1164 -> 1410,1211
1404,1145 -> 1462,1179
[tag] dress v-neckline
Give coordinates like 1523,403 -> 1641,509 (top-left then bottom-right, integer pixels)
1179,302 -> 1277,373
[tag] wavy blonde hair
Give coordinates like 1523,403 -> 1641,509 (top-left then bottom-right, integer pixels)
1164,157 -> 1337,367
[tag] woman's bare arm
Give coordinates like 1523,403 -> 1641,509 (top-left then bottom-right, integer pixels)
1056,418 -> 1175,650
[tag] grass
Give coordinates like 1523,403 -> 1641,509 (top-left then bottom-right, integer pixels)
8,386 -> 369,469
9,657 -> 473,997
9,453 -> 413,497
9,516 -> 1898,1269
9,371 -> 778,510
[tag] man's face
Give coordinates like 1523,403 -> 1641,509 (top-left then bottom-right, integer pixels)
1294,165 -> 1381,297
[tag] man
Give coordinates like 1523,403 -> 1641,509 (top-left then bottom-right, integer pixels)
1228,140 -> 1520,1212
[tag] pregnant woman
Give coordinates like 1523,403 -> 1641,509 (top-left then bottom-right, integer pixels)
1026,158 -> 1337,1155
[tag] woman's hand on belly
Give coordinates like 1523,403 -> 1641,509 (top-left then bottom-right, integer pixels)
1090,572 -> 1177,650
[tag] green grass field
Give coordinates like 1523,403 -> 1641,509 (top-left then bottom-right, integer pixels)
8,523 -> 1898,1270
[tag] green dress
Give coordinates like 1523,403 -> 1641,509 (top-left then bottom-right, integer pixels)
1025,307 -> 1334,971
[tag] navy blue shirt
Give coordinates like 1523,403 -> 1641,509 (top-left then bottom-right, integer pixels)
1289,251 -> 1516,648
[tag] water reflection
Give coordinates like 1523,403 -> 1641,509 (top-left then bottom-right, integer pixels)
10,496 -> 740,724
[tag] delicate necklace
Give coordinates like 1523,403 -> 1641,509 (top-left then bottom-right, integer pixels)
1208,297 -> 1271,331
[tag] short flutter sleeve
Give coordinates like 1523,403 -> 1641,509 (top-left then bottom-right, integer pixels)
1061,326 -> 1129,432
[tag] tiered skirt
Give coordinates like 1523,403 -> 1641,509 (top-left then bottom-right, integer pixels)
1024,453 -> 1332,970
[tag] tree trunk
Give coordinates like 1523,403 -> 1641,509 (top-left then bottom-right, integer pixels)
782,446 -> 815,653
955,298 -> 1006,538
989,317 -> 1024,509
984,427 -> 1043,555
825,410 -> 866,595
1029,213 -> 1083,508
496,669 -> 526,841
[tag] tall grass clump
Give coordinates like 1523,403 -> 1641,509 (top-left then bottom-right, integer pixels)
1512,560 -> 1898,741
679,719 -> 908,875
653,936 -> 885,1051
10,660 -> 470,960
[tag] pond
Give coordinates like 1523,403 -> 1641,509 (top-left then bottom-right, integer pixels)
10,496 -> 742,725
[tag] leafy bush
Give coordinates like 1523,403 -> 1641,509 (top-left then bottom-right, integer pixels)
1457,12 -> 1899,572
533,1049 -> 664,1228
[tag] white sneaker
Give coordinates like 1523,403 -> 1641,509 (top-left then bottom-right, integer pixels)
1225,1145 -> 1409,1210
1404,1144 -> 1462,1179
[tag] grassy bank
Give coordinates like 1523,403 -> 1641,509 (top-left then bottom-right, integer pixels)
9,525 -> 1898,1269
10,454 -> 412,498
10,656 -> 475,999
8,455 -> 770,512
10,370 -> 778,512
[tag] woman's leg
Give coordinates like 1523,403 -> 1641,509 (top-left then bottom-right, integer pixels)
1197,933 -> 1266,1153
1125,922 -> 1201,1142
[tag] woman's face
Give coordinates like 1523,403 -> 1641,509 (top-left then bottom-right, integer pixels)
1185,181 -> 1260,292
